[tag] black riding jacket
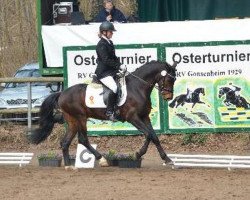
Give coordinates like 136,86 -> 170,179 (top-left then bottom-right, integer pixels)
95,37 -> 121,79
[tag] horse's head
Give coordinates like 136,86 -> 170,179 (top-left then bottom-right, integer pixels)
201,88 -> 205,96
218,87 -> 225,98
157,62 -> 177,101
195,87 -> 205,96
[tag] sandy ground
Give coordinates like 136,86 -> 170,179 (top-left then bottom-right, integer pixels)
0,124 -> 250,200
0,147 -> 250,200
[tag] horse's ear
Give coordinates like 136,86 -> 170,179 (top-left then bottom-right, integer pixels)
172,61 -> 178,68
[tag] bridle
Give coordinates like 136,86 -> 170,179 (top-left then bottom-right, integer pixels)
157,68 -> 176,94
127,65 -> 176,94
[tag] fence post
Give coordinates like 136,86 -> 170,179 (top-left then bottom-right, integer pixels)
27,82 -> 32,133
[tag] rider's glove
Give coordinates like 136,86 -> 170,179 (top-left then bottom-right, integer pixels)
119,65 -> 127,74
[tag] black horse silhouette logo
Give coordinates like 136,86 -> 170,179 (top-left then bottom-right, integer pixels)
218,86 -> 250,109
169,87 -> 205,108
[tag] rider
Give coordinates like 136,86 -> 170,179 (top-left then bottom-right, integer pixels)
186,87 -> 193,101
228,82 -> 241,100
95,21 -> 121,121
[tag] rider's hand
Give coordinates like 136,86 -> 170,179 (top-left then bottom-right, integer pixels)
119,65 -> 127,73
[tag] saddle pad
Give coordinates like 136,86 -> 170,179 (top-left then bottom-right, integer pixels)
85,78 -> 127,108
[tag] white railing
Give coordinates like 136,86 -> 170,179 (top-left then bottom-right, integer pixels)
0,152 -> 34,167
168,154 -> 250,170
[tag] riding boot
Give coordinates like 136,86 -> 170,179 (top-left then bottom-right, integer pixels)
106,91 -> 118,122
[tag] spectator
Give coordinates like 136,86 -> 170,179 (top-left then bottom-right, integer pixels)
95,0 -> 127,23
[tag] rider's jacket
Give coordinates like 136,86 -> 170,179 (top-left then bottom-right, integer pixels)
229,85 -> 241,92
95,37 -> 121,79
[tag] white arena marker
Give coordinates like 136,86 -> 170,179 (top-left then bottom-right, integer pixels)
75,144 -> 97,168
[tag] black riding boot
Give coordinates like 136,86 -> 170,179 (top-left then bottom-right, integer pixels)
106,91 -> 118,122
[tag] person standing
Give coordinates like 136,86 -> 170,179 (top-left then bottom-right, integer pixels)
95,21 -> 121,121
95,0 -> 127,23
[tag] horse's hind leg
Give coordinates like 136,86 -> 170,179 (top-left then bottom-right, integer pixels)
60,117 -> 78,167
77,124 -> 102,159
77,118 -> 106,166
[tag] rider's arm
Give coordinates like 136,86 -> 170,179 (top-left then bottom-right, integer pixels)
97,44 -> 121,69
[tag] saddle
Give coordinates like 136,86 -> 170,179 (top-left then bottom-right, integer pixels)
85,75 -> 127,108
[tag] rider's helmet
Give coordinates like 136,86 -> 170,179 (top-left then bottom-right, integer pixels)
99,21 -> 116,32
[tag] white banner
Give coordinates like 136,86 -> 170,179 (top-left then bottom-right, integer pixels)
166,45 -> 250,80
42,19 -> 250,67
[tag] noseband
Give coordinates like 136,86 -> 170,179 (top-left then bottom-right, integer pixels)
157,65 -> 176,94
157,72 -> 176,93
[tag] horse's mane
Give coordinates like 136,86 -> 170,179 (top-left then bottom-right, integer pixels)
220,86 -> 231,91
131,60 -> 165,76
194,87 -> 204,91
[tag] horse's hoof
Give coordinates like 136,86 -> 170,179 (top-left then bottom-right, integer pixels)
164,157 -> 173,165
65,166 -> 79,171
135,152 -> 141,160
163,160 -> 174,166
99,157 -> 109,167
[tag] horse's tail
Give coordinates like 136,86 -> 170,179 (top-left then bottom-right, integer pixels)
28,92 -> 62,144
169,97 -> 177,108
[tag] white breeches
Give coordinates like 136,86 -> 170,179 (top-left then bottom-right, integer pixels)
99,76 -> 118,93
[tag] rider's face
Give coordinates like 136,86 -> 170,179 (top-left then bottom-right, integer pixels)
106,31 -> 113,39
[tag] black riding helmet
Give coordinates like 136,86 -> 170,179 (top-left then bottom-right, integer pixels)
99,21 -> 116,32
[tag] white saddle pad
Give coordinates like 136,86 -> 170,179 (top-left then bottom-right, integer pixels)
85,77 -> 127,108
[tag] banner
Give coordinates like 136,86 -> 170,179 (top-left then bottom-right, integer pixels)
165,43 -> 250,130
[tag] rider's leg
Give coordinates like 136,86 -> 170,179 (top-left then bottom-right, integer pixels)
235,91 -> 240,101
106,90 -> 118,121
99,76 -> 118,121
186,88 -> 192,100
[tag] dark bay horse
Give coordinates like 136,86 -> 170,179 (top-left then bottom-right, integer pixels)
28,60 -> 177,168
169,87 -> 205,108
218,87 -> 250,108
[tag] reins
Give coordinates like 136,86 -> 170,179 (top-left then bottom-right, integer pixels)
126,69 -> 175,93
127,71 -> 154,88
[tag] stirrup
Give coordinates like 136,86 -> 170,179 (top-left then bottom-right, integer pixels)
106,112 -> 118,122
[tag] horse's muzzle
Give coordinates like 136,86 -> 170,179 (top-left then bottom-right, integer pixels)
162,93 -> 173,101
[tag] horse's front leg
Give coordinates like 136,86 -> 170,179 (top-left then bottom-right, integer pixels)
135,137 -> 151,159
150,129 -> 172,164
197,101 -> 206,106
224,100 -> 230,106
130,116 -> 172,164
